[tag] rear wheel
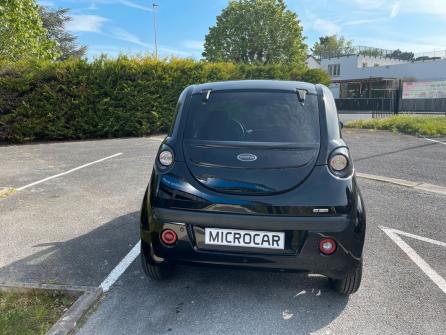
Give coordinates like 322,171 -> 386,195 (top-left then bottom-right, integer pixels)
141,245 -> 173,280
331,260 -> 362,295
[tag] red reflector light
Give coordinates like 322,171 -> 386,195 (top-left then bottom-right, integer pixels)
319,238 -> 337,255
161,229 -> 177,245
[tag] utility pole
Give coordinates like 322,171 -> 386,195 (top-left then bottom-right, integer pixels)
152,2 -> 158,59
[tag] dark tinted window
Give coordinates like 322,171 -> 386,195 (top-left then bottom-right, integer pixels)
184,91 -> 319,143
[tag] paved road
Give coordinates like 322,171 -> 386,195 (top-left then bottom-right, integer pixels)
0,130 -> 445,334
338,113 -> 372,123
0,138 -> 157,286
79,180 -> 446,335
344,128 -> 446,187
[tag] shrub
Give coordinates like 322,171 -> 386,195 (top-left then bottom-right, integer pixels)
0,56 -> 331,142
346,115 -> 446,136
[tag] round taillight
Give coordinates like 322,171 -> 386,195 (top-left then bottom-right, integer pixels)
329,154 -> 348,171
159,150 -> 174,166
160,229 -> 177,245
319,238 -> 337,255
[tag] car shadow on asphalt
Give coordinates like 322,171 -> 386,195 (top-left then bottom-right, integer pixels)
82,247 -> 349,334
131,265 -> 350,334
1,210 -> 349,334
0,212 -> 140,287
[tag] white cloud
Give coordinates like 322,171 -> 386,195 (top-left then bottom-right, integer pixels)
88,2 -> 99,10
66,15 -> 109,32
108,28 -> 192,57
312,18 -> 341,35
346,0 -> 388,10
355,35 -> 446,53
347,0 -> 446,18
119,0 -> 152,11
181,40 -> 204,50
390,1 -> 401,18
403,0 -> 446,18
60,0 -> 153,11
158,47 -> 193,57
110,28 -> 149,47
344,18 -> 382,26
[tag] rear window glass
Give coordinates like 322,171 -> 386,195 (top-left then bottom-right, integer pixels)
184,91 -> 319,143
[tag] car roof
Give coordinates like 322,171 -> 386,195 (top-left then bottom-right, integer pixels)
191,80 -> 317,95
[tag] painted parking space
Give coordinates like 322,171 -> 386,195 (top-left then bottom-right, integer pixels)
381,227 -> 446,294
0,137 -> 162,287
0,130 -> 445,334
76,177 -> 446,335
344,128 -> 446,187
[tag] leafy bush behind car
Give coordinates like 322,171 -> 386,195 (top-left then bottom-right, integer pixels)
0,56 -> 330,142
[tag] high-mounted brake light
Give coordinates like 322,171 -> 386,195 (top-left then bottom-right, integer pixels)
159,150 -> 174,166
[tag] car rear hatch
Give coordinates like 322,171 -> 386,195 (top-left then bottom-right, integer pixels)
182,89 -> 320,196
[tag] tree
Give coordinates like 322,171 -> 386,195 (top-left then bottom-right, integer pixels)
39,6 -> 87,61
202,0 -> 307,65
312,35 -> 354,59
389,49 -> 414,61
0,0 -> 59,62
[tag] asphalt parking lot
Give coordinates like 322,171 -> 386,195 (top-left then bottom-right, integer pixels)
1,129 -> 445,335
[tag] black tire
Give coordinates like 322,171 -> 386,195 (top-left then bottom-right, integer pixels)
332,260 -> 362,295
141,246 -> 173,281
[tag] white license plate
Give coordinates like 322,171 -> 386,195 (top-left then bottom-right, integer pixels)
204,228 -> 285,250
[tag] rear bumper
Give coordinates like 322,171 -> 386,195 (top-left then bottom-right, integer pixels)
141,208 -> 365,279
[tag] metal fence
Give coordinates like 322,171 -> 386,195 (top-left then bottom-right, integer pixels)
400,98 -> 446,114
335,98 -> 396,118
336,97 -> 446,118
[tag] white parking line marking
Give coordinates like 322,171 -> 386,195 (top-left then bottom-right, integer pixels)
100,240 -> 141,293
421,137 -> 446,145
385,228 -> 446,248
16,153 -> 123,191
381,226 -> 446,295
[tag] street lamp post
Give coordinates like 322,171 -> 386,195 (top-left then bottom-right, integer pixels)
152,2 -> 158,59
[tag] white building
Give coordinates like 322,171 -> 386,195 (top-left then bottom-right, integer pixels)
306,55 -> 321,69
317,50 -> 446,99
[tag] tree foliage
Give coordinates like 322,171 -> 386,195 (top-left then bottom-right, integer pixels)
312,35 -> 354,59
39,6 -> 87,61
203,0 -> 307,65
389,49 -> 414,61
0,0 -> 59,62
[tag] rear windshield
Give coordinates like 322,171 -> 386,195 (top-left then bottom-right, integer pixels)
184,90 -> 319,143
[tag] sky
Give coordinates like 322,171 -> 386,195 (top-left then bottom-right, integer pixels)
37,0 -> 446,59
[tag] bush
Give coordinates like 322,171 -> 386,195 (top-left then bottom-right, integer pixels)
346,115 -> 446,136
0,57 -> 331,142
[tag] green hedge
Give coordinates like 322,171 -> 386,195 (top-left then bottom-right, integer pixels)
0,57 -> 330,142
346,115 -> 446,136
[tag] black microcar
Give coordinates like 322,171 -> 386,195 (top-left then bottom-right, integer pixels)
140,80 -> 366,295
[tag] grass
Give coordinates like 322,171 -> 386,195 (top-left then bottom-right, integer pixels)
0,289 -> 78,335
346,115 -> 446,136
0,188 -> 16,199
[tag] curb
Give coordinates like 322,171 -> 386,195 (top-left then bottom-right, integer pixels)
356,172 -> 446,196
46,287 -> 103,335
0,282 -> 95,293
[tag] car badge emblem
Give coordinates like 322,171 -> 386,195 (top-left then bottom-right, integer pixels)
237,153 -> 257,162
313,208 -> 329,213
